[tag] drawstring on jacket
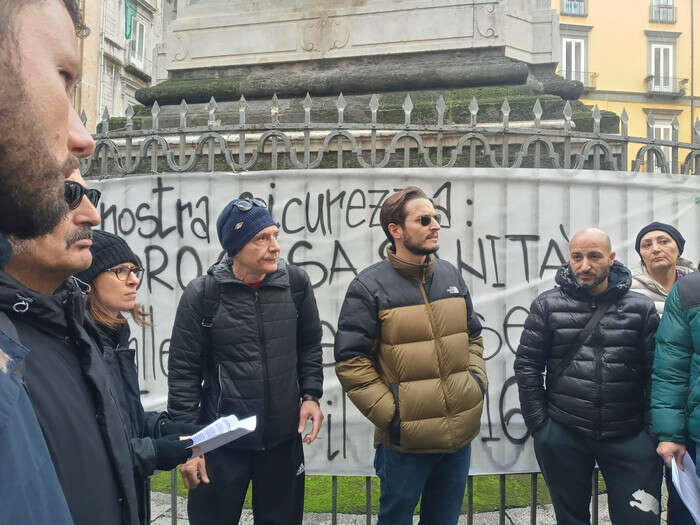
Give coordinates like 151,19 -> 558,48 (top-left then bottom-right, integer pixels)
13,294 -> 33,313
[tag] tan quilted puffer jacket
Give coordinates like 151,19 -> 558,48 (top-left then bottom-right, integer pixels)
335,249 -> 487,453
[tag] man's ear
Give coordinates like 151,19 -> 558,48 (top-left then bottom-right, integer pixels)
387,223 -> 402,242
609,251 -> 616,266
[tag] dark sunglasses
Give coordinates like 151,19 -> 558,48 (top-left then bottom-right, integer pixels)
418,214 -> 441,227
65,181 -> 101,210
231,197 -> 267,211
107,266 -> 144,281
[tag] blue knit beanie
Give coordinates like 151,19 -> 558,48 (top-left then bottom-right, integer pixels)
216,200 -> 276,257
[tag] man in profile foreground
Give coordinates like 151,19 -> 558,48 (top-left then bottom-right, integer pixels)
4,171 -> 140,525
0,0 -> 107,522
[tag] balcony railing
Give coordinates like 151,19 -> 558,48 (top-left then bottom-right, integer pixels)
561,0 -> 586,16
560,70 -> 597,89
650,4 -> 677,23
646,75 -> 684,95
125,56 -> 152,83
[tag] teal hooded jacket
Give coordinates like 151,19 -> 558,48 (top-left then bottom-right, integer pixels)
652,271 -> 700,443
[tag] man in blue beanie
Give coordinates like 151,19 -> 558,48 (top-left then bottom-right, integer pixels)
168,197 -> 324,525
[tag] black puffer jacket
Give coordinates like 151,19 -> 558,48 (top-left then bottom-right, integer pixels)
168,258 -> 323,450
514,261 -> 659,440
0,272 -> 140,525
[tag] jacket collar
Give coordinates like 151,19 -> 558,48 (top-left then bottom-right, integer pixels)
387,247 -> 435,283
208,255 -> 290,288
555,260 -> 631,303
94,319 -> 131,352
0,271 -> 88,336
631,258 -> 696,296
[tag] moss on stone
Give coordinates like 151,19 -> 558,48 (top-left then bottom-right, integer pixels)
572,110 -> 619,133
136,74 -> 579,108
132,105 -> 151,116
96,116 -> 148,134
374,90 -> 574,125
136,78 -> 245,106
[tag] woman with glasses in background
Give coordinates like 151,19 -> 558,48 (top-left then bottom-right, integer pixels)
76,230 -> 200,525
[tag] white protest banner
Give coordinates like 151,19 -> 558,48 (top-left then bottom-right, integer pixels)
91,167 -> 700,475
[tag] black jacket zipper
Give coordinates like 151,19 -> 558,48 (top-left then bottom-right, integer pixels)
593,304 -> 603,439
254,289 -> 270,449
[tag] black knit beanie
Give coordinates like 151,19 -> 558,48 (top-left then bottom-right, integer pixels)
74,230 -> 140,284
634,221 -> 685,256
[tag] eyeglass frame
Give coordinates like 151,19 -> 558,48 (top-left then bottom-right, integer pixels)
106,265 -> 144,281
65,180 -> 101,210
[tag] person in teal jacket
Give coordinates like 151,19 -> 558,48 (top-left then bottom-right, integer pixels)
652,271 -> 700,476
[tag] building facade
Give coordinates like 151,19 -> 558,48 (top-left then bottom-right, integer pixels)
552,0 -> 700,168
72,0 -> 167,132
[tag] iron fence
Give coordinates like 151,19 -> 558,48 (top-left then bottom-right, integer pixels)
150,469 -> 605,525
82,93 -> 700,181
82,93 -> 694,523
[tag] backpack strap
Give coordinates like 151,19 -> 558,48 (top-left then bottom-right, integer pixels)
198,275 -> 220,412
201,275 -> 220,329
286,263 -> 306,315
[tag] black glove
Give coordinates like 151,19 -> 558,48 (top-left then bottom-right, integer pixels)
160,420 -> 204,437
153,434 -> 194,471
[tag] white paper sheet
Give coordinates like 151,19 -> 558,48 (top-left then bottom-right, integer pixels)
671,453 -> 700,525
189,415 -> 256,457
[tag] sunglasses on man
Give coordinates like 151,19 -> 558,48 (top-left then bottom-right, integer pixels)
231,197 -> 267,211
65,181 -> 101,210
418,214 -> 441,227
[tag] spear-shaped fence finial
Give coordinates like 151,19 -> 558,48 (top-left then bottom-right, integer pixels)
271,93 -> 280,126
402,94 -> 413,126
207,97 -> 218,127
369,94 -> 379,125
469,96 -> 479,127
336,93 -> 347,125
151,100 -> 160,130
436,95 -> 446,127
178,99 -> 188,128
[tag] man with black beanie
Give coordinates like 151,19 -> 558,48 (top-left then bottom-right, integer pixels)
168,197 -> 324,525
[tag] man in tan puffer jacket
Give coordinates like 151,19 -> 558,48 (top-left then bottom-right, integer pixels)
334,186 -> 487,525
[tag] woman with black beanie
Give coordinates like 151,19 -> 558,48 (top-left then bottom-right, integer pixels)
631,221 -> 696,525
75,230 -> 201,524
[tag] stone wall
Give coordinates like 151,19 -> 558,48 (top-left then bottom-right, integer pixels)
166,0 -> 559,72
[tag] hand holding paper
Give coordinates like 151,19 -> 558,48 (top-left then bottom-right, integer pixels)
188,414 -> 256,457
671,453 -> 700,525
